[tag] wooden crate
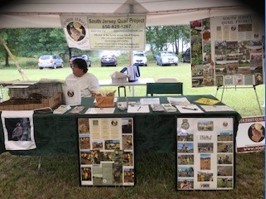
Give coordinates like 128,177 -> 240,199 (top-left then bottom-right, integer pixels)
0,92 -> 63,110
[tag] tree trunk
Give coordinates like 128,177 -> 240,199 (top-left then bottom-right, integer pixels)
5,50 -> 9,67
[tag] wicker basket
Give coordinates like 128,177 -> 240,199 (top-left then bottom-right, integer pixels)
95,93 -> 115,108
111,72 -> 128,84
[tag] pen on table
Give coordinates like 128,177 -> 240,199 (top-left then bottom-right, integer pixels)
181,107 -> 198,111
137,106 -> 141,111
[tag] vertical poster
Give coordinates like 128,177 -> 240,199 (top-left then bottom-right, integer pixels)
176,118 -> 235,190
78,117 -> 135,186
190,14 -> 264,87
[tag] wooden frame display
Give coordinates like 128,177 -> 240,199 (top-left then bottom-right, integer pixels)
77,117 -> 135,186
176,117 -> 235,190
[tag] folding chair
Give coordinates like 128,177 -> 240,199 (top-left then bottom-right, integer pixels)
146,82 -> 183,96
118,85 -> 126,97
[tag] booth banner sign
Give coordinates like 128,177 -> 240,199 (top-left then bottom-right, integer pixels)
190,14 -> 264,88
176,117 -> 235,190
1,111 -> 36,150
61,15 -> 90,50
87,16 -> 146,50
78,117 -> 135,186
236,116 -> 265,153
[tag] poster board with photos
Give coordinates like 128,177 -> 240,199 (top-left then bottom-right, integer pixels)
190,14 -> 264,88
78,117 -> 135,186
176,117 -> 235,190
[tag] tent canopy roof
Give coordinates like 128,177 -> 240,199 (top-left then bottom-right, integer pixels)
0,0 -> 256,28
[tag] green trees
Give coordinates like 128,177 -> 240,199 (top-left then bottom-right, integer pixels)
0,28 -> 67,66
0,25 -> 190,67
146,25 -> 190,56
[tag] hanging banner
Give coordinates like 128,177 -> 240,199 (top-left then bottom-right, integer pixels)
190,14 -> 264,87
236,116 -> 265,153
61,15 -> 90,50
87,16 -> 146,50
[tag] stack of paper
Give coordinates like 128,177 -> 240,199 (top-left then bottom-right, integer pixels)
175,104 -> 204,113
140,98 -> 160,105
200,105 -> 235,112
127,105 -> 150,113
53,105 -> 71,114
85,108 -> 115,114
167,97 -> 191,106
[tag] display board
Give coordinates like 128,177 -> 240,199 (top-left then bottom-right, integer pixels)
190,14 -> 264,87
176,118 -> 235,190
77,117 -> 135,186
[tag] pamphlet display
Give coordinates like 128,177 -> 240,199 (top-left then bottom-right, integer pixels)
77,117 -> 135,186
176,117 -> 235,190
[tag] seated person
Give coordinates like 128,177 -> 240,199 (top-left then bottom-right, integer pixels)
65,58 -> 99,97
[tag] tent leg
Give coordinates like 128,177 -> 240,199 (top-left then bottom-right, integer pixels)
220,86 -> 225,102
38,156 -> 42,174
253,85 -> 263,114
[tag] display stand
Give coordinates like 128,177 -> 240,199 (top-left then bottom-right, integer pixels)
215,85 -> 263,114
77,117 -> 135,187
176,117 -> 235,190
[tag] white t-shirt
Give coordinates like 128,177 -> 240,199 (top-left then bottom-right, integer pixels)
65,73 -> 100,97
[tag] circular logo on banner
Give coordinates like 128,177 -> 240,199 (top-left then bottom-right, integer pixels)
248,123 -> 265,143
66,21 -> 86,42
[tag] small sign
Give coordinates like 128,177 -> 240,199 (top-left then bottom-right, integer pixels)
236,116 -> 265,153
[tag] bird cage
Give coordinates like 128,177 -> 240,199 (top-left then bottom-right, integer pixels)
0,80 -> 63,110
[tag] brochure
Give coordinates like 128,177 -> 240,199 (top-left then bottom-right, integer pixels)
194,97 -> 220,105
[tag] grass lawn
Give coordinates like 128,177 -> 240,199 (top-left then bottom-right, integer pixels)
0,62 -> 264,116
0,62 -> 265,199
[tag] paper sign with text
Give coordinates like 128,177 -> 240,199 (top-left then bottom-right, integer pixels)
236,116 -> 265,153
88,16 -> 146,50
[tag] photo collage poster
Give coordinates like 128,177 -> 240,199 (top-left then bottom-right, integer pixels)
176,118 -> 234,190
78,117 -> 135,186
190,14 -> 264,87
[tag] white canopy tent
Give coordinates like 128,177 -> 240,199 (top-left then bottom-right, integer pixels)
0,0 -> 258,28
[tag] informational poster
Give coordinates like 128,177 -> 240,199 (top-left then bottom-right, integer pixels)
176,118 -> 235,190
190,15 -> 264,87
87,16 -> 146,50
236,116 -> 265,153
77,117 -> 135,186
61,15 -> 90,50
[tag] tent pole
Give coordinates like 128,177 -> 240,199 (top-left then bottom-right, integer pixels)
0,36 -> 29,81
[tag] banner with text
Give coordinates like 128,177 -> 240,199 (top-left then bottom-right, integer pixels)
87,16 -> 146,50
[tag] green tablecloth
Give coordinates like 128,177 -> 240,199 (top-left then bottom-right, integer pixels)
0,95 -> 241,155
